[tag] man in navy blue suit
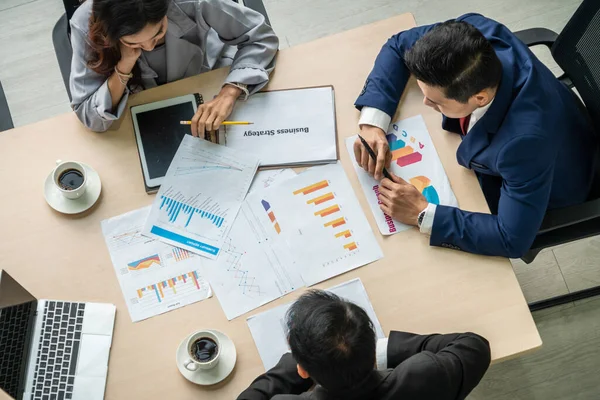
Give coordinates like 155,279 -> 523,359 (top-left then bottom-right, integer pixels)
354,14 -> 598,258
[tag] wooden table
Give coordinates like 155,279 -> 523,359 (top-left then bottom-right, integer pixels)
0,13 -> 541,399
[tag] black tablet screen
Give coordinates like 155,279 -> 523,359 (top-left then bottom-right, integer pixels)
136,102 -> 194,179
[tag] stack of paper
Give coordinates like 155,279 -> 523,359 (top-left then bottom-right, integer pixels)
225,87 -> 338,167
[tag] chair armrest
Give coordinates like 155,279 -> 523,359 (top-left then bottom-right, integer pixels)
539,198 -> 600,234
244,0 -> 271,26
514,27 -> 559,50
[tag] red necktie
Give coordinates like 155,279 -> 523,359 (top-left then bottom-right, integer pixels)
459,114 -> 472,135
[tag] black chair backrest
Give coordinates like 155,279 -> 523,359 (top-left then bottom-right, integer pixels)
63,0 -> 83,22
0,81 -> 14,132
552,0 -> 600,134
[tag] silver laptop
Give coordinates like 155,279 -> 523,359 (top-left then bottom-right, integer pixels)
0,270 -> 116,400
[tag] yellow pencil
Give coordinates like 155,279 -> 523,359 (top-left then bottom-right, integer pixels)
179,121 -> 253,125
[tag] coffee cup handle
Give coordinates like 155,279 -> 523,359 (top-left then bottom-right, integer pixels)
184,359 -> 199,372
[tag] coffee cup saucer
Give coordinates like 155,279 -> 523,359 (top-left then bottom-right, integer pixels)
176,329 -> 237,386
44,163 -> 101,214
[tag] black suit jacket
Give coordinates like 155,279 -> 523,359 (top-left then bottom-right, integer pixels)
237,331 -> 491,400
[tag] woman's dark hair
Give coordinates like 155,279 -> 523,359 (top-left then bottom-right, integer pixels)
87,0 -> 169,78
404,20 -> 503,103
286,290 -> 376,392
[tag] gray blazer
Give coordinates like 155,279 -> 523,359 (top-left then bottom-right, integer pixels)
69,0 -> 279,132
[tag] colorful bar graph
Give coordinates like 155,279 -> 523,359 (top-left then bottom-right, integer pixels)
397,152 -> 423,167
293,180 -> 329,195
307,192 -> 335,205
159,195 -> 224,228
324,217 -> 346,228
344,242 -> 358,251
314,204 -> 340,217
172,247 -> 193,262
335,230 -> 352,238
261,199 -> 282,235
137,271 -> 203,303
128,254 -> 160,271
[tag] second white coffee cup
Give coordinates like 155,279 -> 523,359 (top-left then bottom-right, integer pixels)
52,160 -> 88,200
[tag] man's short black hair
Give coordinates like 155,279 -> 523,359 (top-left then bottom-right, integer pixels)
286,290 -> 376,392
404,20 -> 503,103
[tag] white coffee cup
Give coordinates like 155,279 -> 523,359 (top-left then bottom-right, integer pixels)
183,331 -> 221,372
53,160 -> 87,200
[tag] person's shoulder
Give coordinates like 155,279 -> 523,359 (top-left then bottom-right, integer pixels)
380,353 -> 450,396
70,0 -> 93,33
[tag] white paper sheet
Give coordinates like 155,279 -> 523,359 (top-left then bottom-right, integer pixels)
101,207 -> 212,322
346,115 -> 458,235
249,169 -> 297,193
247,278 -> 385,370
143,135 -> 259,259
224,87 -> 337,167
201,169 -> 302,320
244,162 -> 383,286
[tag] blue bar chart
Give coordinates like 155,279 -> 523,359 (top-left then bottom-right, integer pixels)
159,195 -> 225,228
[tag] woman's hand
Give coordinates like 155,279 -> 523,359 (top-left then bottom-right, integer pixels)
118,42 -> 142,73
191,85 -> 242,141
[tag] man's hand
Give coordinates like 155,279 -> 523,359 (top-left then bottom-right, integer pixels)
378,173 -> 429,226
353,125 -> 391,180
191,85 -> 242,141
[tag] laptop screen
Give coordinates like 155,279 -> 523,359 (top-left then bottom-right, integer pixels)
0,271 -> 37,399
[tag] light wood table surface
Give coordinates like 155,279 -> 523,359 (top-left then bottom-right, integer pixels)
0,13 -> 541,399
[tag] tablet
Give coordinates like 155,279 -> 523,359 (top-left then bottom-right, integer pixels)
131,93 -> 203,192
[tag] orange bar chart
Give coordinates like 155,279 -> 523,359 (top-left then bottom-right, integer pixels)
307,192 -> 335,205
325,217 -> 346,228
293,180 -> 329,195
344,242 -> 358,251
314,204 -> 340,217
335,230 -> 352,238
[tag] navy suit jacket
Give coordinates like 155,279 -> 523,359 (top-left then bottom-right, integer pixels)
355,13 -> 598,258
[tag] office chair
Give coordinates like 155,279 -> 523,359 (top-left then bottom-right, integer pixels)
513,0 -> 600,310
52,0 -> 272,102
0,81 -> 14,132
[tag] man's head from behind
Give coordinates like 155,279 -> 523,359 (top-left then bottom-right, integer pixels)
286,290 -> 376,392
405,20 -> 502,118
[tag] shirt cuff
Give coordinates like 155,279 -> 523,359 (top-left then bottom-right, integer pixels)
223,82 -> 250,101
376,338 -> 389,370
359,107 -> 391,133
419,203 -> 437,236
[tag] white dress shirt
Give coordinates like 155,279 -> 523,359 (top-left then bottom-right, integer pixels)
359,100 -> 494,235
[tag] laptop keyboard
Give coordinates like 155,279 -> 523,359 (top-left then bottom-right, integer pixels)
0,301 -> 34,399
31,301 -> 85,400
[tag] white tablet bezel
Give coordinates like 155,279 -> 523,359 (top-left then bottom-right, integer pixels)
131,94 -> 199,189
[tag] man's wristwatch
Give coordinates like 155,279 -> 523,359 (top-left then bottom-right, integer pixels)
417,209 -> 427,228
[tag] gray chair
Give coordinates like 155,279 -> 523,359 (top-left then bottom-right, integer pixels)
52,0 -> 272,102
0,81 -> 14,132
514,0 -> 600,310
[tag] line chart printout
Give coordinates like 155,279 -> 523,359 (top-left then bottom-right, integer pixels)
201,169 -> 302,320
143,135 -> 259,259
346,115 -> 458,235
102,207 -> 212,322
247,278 -> 385,370
245,162 -> 383,286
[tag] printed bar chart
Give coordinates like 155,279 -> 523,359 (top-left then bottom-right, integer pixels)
293,180 -> 329,195
335,230 -> 352,238
136,271 -> 202,303
314,204 -> 340,217
343,242 -> 358,251
172,248 -> 193,262
261,200 -> 282,234
387,132 -> 423,167
307,192 -> 335,205
159,196 -> 224,228
324,217 -> 346,228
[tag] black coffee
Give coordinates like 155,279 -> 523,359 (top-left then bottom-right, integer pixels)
58,169 -> 84,191
192,337 -> 218,362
